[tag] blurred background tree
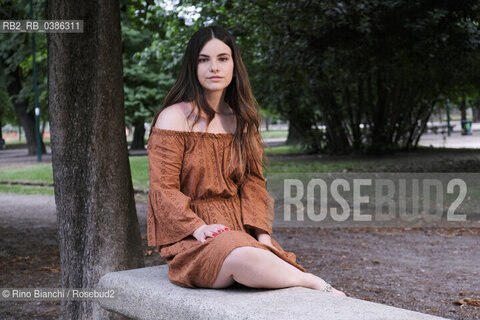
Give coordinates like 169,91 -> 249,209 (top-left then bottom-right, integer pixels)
1,0 -> 479,155
0,0 -> 47,154
180,0 -> 480,154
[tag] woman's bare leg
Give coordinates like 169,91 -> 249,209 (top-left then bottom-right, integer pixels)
212,246 -> 346,296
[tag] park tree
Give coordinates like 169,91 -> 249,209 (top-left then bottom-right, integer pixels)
121,0 -> 159,150
120,0 -> 198,149
178,0 -> 480,154
0,62 -> 17,142
473,98 -> 480,122
122,18 -> 157,150
445,44 -> 480,124
0,0 -> 48,154
46,0 -> 144,319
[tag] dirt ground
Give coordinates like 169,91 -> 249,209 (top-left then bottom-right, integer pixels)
0,192 -> 479,320
1,147 -> 480,319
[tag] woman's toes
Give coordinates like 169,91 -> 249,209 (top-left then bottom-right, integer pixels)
331,288 -> 347,296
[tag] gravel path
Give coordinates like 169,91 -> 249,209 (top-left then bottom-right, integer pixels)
0,192 -> 479,319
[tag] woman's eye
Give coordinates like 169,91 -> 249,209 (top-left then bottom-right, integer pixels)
220,57 -> 229,62
198,58 -> 207,62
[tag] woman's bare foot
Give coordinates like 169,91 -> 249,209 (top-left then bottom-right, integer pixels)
304,273 -> 347,296
330,287 -> 347,296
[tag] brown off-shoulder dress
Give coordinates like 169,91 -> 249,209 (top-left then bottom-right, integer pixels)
147,127 -> 306,288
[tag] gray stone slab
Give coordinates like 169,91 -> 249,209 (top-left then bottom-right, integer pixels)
97,265 -> 448,320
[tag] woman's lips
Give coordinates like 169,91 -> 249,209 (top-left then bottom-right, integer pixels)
208,77 -> 223,80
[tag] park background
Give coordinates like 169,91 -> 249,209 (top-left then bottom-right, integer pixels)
0,0 -> 480,319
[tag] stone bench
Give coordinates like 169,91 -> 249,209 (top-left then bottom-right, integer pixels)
97,265 -> 447,320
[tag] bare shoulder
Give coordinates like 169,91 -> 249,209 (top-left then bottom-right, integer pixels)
153,102 -> 191,130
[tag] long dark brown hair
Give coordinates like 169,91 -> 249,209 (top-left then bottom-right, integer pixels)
149,25 -> 265,182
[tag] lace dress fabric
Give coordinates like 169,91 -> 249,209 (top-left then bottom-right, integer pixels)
147,127 -> 306,288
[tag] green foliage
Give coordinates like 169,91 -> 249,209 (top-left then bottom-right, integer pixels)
179,0 -> 480,154
0,0 -> 48,126
121,0 -> 198,129
3,0 -> 480,156
0,63 -> 15,124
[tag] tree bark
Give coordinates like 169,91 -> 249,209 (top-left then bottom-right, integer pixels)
5,66 -> 46,155
46,0 -> 144,319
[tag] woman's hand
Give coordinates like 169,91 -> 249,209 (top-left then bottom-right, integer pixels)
192,224 -> 229,243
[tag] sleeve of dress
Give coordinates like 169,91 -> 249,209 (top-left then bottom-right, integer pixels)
147,131 -> 206,247
239,154 -> 275,236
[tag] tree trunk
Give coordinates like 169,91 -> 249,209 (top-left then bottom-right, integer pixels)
0,112 -> 4,148
41,120 -> 46,137
286,116 -> 304,145
315,87 -> 351,154
460,98 -> 467,121
46,0 -> 145,319
130,118 -> 146,150
459,98 -> 468,134
473,99 -> 480,122
6,66 -> 46,155
285,94 -> 317,147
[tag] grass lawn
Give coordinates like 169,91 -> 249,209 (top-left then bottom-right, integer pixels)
264,144 -> 305,155
0,184 -> 55,195
1,144 -> 479,197
0,146 -> 331,196
129,156 -> 149,190
0,163 -> 53,183
0,150 -> 367,193
0,157 -> 150,196
261,130 -> 288,139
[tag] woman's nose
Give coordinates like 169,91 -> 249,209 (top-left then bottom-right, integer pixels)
210,60 -> 219,71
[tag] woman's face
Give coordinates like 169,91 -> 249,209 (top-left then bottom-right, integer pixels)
196,38 -> 234,94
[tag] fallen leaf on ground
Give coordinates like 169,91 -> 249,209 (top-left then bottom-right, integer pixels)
453,298 -> 480,307
38,265 -> 61,273
11,256 -> 31,263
